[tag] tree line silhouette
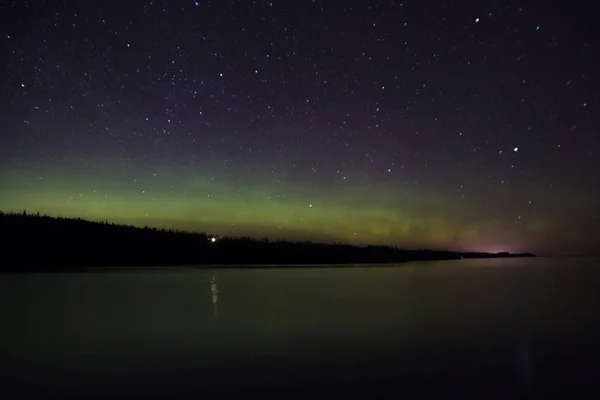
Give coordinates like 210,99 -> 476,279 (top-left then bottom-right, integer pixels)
0,210 -> 534,272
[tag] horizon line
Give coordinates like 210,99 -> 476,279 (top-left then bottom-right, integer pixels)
0,208 -> 542,256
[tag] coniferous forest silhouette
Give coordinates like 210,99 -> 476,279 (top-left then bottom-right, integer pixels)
0,210 -> 534,272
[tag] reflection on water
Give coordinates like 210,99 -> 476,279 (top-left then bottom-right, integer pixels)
210,272 -> 218,316
518,334 -> 534,395
0,257 -> 599,398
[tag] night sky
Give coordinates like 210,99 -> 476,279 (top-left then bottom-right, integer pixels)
1,1 -> 598,255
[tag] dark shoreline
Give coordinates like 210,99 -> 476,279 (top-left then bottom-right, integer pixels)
0,211 -> 535,272
2,258 -> 538,273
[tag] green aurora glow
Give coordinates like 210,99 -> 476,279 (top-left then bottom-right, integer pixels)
1,164 -> 595,255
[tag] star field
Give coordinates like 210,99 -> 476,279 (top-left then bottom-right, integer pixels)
1,0 -> 599,254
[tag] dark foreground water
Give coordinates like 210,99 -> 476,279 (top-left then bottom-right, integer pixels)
1,257 -> 599,399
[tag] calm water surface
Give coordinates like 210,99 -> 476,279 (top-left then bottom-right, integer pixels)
1,257 -> 599,398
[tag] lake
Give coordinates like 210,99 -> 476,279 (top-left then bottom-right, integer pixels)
1,257 -> 599,399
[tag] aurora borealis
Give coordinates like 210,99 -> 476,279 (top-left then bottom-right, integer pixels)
1,1 -> 598,255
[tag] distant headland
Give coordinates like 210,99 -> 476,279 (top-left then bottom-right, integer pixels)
0,211 -> 535,272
